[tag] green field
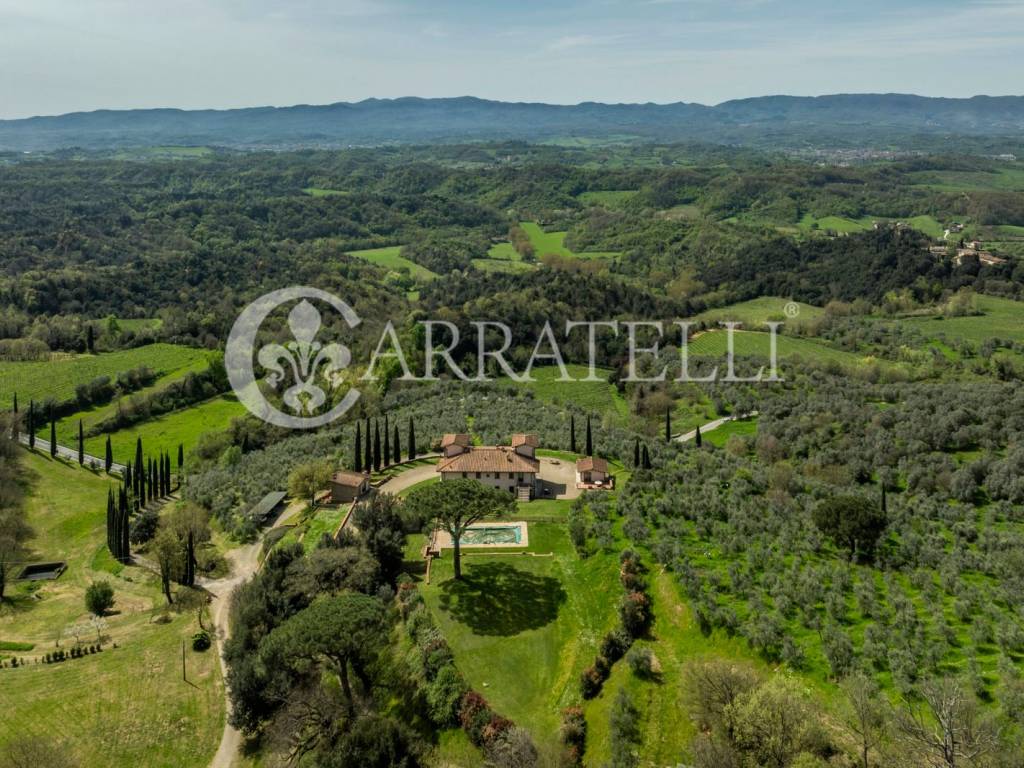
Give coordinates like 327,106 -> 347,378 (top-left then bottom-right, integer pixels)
797,213 -> 874,234
577,190 -> 638,207
519,222 -> 619,260
46,355 -> 216,448
496,364 -> 630,421
92,395 -> 246,464
419,517 -> 622,761
904,294 -> 1024,345
693,296 -> 824,327
688,329 -> 886,369
0,344 -> 210,411
344,246 -> 438,281
0,452 -> 223,768
703,416 -> 759,448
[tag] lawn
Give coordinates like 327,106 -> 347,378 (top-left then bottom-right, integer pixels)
495,364 -> 630,422
344,246 -> 438,281
419,518 -> 623,761
703,416 -> 759,448
0,344 -> 211,411
0,451 -> 224,768
88,395 -> 246,465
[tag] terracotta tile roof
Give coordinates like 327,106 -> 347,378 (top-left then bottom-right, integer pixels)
440,433 -> 471,448
511,433 -> 540,448
576,456 -> 608,473
332,470 -> 369,487
437,447 -> 540,474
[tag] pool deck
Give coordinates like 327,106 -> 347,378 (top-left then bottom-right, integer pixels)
432,520 -> 529,550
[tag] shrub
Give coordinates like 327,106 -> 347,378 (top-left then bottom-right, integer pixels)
580,666 -> 604,699
192,631 -> 212,651
619,591 -> 651,637
486,725 -> 538,768
600,629 -> 632,663
560,706 -> 587,764
459,691 -> 493,746
626,646 -> 660,678
426,665 -> 468,727
85,581 -> 115,617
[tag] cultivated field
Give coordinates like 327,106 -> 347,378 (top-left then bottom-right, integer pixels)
0,344 -> 211,411
344,245 -> 438,281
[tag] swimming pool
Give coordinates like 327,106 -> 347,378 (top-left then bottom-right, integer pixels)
458,525 -> 523,546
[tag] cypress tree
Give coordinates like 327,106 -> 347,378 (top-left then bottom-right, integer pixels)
881,482 -> 887,515
149,458 -> 156,502
166,454 -> 172,495
158,456 -> 164,498
383,414 -> 391,467
119,491 -> 130,563
124,460 -> 132,493
185,531 -> 195,587
104,436 -> 113,473
27,401 -> 35,449
665,408 -> 672,442
49,413 -> 57,458
373,420 -> 382,472
363,418 -> 372,472
585,416 -> 593,457
695,424 -> 702,448
78,420 -> 84,465
408,418 -> 417,460
570,415 -> 577,453
106,489 -> 115,555
85,325 -> 95,353
392,422 -> 401,464
177,443 -> 184,472
633,438 -> 640,468
354,421 -> 363,472
134,438 -> 143,498
642,444 -> 652,470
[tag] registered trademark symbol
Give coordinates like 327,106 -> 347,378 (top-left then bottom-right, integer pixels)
784,302 -> 800,318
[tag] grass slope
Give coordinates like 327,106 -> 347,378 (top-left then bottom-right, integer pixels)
345,246 -> 438,281
693,297 -> 824,326
0,344 -> 210,411
904,294 -> 1024,345
420,518 -> 622,761
0,452 -> 223,768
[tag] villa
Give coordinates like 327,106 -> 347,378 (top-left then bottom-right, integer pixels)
330,469 -> 371,503
436,433 -> 540,500
576,456 -> 613,489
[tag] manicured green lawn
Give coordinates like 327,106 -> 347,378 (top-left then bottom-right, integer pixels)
0,344 -> 210,411
89,395 -> 246,465
419,519 -> 622,761
344,246 -> 438,281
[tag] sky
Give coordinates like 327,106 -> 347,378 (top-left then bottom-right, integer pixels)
0,0 -> 1022,119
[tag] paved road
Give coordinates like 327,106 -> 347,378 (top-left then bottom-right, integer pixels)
205,502 -> 301,768
675,411 -> 758,443
17,432 -> 127,473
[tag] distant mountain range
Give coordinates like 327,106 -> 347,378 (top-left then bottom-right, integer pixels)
1,94 -> 1023,151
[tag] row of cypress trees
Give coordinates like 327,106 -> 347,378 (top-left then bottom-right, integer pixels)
353,415 -> 418,473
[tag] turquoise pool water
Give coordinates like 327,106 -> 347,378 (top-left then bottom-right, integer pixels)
458,525 -> 522,545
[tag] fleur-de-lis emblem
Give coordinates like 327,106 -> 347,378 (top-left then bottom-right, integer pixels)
257,300 -> 351,415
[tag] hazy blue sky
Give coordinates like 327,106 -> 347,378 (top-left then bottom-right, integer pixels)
1,0 -> 1022,118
